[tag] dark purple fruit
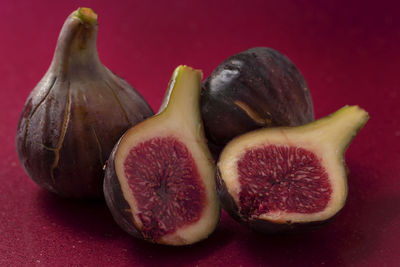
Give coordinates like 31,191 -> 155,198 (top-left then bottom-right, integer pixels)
15,8 -> 153,198
104,66 -> 220,245
201,47 -> 314,157
216,106 -> 369,232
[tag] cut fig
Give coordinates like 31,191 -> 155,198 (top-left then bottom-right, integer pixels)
201,47 -> 314,157
104,66 -> 220,245
216,106 -> 369,232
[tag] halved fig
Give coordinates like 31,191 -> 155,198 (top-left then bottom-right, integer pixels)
104,66 -> 220,245
216,106 -> 369,233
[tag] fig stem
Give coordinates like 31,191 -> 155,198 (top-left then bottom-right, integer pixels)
71,7 -> 98,25
50,7 -> 101,75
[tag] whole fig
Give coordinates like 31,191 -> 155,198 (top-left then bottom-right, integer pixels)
16,8 -> 153,198
201,47 -> 314,157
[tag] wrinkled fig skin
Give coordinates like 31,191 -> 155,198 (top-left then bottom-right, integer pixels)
201,47 -> 314,156
104,140 -> 143,239
15,9 -> 153,198
215,169 -> 338,234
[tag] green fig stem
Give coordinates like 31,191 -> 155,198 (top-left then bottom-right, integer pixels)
72,7 -> 98,25
50,7 -> 101,76
307,105 -> 369,152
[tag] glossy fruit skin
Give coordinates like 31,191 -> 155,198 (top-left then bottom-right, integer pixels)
15,9 -> 153,198
201,47 -> 314,156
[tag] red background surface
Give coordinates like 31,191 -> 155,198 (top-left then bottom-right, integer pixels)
1,0 -> 399,266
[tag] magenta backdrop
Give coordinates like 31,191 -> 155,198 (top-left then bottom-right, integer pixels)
1,0 -> 399,266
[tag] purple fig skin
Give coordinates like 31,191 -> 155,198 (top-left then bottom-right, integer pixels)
15,8 -> 153,198
215,168 -> 341,234
201,47 -> 314,158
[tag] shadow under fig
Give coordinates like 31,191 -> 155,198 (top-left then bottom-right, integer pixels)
36,188 -> 235,266
127,212 -> 236,267
35,189 -> 125,240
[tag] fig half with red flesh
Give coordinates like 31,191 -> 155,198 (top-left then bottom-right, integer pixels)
216,106 -> 369,232
104,66 -> 220,245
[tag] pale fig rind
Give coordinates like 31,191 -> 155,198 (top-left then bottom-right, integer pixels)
216,105 -> 369,233
16,8 -> 153,198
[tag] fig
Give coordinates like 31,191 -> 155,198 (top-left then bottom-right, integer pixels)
104,66 -> 220,245
201,47 -> 314,157
216,105 -> 369,233
16,8 -> 153,198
